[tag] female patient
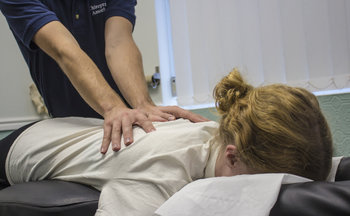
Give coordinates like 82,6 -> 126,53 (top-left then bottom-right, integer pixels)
0,69 -> 333,215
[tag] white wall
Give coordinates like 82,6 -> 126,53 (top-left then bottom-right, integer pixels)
0,14 -> 40,130
0,1 -> 161,130
134,0 -> 162,104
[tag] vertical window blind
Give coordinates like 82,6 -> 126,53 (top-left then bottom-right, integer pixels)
168,0 -> 350,107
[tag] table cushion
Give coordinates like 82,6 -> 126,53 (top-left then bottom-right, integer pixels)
0,180 -> 99,216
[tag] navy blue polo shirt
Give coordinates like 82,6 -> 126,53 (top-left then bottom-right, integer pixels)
0,0 -> 136,118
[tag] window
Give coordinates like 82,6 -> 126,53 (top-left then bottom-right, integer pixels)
155,0 -> 350,109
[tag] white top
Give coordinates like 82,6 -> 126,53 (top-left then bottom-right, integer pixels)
6,117 -> 219,216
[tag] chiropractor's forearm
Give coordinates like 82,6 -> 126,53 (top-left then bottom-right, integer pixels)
106,40 -> 154,108
57,46 -> 126,115
33,21 -> 126,117
105,17 -> 154,109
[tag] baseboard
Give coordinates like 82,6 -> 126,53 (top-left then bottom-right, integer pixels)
0,116 -> 45,131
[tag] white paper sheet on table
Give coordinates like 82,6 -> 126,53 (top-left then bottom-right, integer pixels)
155,157 -> 343,216
154,173 -> 310,216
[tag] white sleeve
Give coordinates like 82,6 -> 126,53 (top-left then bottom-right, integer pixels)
95,179 -> 169,216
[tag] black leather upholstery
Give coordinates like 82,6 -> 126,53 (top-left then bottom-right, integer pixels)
270,157 -> 350,216
0,157 -> 349,216
0,180 -> 99,216
270,180 -> 350,216
336,157 -> 350,181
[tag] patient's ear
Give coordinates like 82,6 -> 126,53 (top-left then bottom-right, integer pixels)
215,144 -> 249,177
224,145 -> 251,175
224,145 -> 238,168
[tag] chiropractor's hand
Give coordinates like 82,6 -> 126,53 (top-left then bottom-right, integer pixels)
100,107 -> 155,154
155,105 -> 209,123
100,105 -> 209,154
133,104 -> 209,124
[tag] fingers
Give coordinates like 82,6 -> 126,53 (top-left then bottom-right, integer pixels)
101,124 -> 112,154
100,105 -> 208,154
187,112 -> 209,122
159,112 -> 176,121
147,112 -> 175,122
157,106 -> 183,118
135,116 -> 156,133
137,105 -> 175,122
121,117 -> 133,146
101,120 -> 123,154
101,108 -> 156,154
158,106 -> 209,122
111,120 -> 122,151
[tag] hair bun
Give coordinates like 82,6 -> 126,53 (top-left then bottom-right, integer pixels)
214,68 -> 252,113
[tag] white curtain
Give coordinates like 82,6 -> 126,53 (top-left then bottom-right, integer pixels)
168,0 -> 350,107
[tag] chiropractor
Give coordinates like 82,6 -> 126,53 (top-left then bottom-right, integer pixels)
0,0 -> 207,154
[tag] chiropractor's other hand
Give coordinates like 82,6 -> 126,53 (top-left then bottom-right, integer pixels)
157,106 -> 209,123
136,105 -> 209,123
100,107 -> 155,154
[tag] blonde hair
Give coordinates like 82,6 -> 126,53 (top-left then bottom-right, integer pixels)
214,69 -> 333,181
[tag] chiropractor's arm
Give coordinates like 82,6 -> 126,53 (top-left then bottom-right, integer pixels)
104,17 -> 208,151
32,20 -> 156,153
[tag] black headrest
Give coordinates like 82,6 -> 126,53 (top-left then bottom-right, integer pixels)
270,157 -> 350,216
336,157 -> 350,181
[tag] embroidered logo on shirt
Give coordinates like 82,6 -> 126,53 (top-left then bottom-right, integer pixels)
90,2 -> 107,16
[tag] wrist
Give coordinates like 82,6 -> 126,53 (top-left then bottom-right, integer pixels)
132,97 -> 155,109
100,96 -> 128,117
